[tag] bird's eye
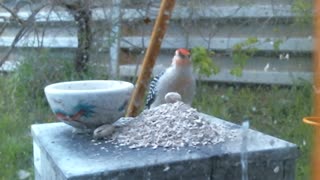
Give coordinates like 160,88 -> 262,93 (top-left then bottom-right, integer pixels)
178,53 -> 189,59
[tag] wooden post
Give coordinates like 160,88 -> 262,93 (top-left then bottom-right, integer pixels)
312,1 -> 320,179
126,0 -> 176,117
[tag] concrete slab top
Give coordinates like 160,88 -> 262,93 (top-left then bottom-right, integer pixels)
31,114 -> 298,179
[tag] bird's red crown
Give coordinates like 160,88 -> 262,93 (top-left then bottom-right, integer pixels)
177,48 -> 190,56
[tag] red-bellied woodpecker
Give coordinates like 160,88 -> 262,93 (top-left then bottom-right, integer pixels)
145,48 -> 196,109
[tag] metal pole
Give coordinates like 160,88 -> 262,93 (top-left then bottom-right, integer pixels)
126,0 -> 176,117
109,0 -> 121,79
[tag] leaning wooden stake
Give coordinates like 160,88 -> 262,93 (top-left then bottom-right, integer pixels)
302,1 -> 320,180
311,1 -> 320,179
126,0 -> 176,117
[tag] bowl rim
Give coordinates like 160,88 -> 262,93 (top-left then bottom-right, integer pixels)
44,80 -> 134,94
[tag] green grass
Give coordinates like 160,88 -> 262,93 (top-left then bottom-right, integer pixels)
194,82 -> 313,179
0,80 -> 32,179
0,51 -> 313,179
0,49 -> 108,179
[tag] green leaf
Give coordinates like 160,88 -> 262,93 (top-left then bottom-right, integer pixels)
292,0 -> 312,25
273,39 -> 283,52
230,37 -> 259,77
230,66 -> 243,77
191,46 -> 220,77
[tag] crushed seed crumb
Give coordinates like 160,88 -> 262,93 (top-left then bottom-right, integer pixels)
108,102 -> 237,149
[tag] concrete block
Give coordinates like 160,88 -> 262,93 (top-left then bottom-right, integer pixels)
31,114 -> 298,180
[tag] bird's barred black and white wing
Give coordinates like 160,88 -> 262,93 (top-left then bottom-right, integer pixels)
145,72 -> 164,109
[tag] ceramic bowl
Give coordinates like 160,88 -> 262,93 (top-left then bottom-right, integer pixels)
44,80 -> 134,130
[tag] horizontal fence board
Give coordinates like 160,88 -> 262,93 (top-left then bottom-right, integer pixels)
121,36 -> 312,52
118,64 -> 311,85
0,4 -> 297,24
0,34 -> 311,52
116,54 -> 312,85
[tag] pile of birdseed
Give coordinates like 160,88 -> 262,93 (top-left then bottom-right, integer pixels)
111,102 -> 237,149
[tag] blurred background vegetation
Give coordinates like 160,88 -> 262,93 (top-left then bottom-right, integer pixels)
0,0 -> 314,179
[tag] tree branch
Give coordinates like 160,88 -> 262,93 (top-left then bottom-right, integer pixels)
0,4 -> 47,67
0,3 -> 24,25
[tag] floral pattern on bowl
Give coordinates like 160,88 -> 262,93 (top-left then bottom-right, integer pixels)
44,80 -> 134,130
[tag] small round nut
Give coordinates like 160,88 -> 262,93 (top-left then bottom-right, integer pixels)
164,92 -> 182,103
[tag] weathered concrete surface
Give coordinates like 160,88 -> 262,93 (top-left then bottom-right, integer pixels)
32,114 -> 298,180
